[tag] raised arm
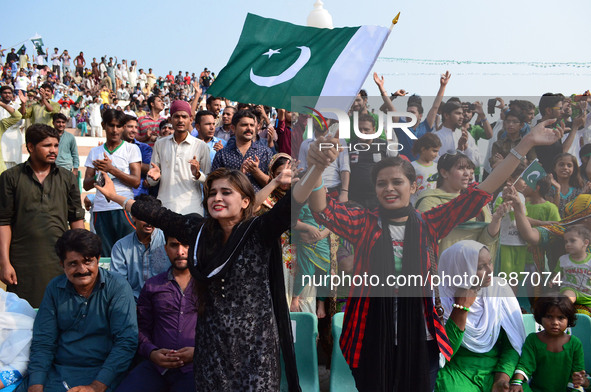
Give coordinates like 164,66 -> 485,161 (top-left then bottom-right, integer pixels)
425,71 -> 450,129
478,119 -> 563,194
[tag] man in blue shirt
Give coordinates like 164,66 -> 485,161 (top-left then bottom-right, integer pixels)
195,110 -> 226,164
211,110 -> 273,192
110,195 -> 169,300
19,229 -> 137,392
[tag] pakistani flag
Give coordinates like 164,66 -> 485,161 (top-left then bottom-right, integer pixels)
208,13 -> 390,112
521,159 -> 546,189
17,45 -> 26,55
31,36 -> 44,55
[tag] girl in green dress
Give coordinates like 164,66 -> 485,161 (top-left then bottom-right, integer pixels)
510,295 -> 589,392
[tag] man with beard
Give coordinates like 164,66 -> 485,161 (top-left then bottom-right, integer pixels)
114,234 -> 196,392
0,124 -> 85,307
434,100 -> 481,166
110,195 -> 169,300
214,105 -> 235,142
146,100 -> 210,215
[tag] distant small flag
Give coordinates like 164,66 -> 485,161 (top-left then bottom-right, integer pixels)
17,45 -> 26,55
31,36 -> 44,55
521,158 -> 546,189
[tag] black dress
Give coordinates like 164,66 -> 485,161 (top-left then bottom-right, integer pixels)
130,193 -> 300,391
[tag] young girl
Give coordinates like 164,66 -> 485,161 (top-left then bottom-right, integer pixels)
410,133 -> 441,205
559,225 -> 591,313
549,153 -> 589,217
510,295 -> 588,392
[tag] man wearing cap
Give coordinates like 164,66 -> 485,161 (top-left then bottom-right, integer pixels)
147,100 -> 210,215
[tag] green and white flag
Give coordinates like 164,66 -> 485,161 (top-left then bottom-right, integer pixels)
521,158 -> 547,189
31,35 -> 44,55
208,13 -> 391,112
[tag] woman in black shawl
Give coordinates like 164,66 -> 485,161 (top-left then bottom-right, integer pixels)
96,167 -> 309,392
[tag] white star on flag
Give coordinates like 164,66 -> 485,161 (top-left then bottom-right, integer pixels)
262,48 -> 281,58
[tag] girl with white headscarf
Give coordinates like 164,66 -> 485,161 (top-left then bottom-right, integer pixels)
435,240 -> 526,392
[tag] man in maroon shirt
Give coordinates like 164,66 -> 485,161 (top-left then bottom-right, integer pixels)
115,234 -> 197,392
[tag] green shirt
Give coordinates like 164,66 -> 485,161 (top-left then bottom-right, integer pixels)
0,160 -> 85,307
55,131 -> 79,170
24,101 -> 60,125
436,319 -> 520,391
516,332 -> 584,392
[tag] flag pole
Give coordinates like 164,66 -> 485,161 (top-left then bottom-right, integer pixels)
389,12 -> 400,31
299,14 -> 400,187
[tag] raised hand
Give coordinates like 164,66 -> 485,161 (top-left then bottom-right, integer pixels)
373,72 -> 385,90
440,71 -> 451,86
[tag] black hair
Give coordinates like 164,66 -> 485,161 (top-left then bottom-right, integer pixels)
359,89 -> 368,99
411,133 -> 442,156
195,110 -> 216,126
371,156 -> 416,186
436,152 -> 474,188
147,95 -> 158,110
0,85 -> 14,94
533,295 -> 577,328
535,175 -> 552,199
122,114 -> 137,126
358,113 -> 376,128
52,113 -> 68,123
55,229 -> 101,262
25,124 -> 60,149
539,93 -> 564,117
40,82 -> 53,92
101,108 -> 126,126
206,96 -> 222,106
441,101 -> 462,122
270,156 -> 291,175
159,119 -> 171,131
407,102 -> 424,115
407,95 -> 422,106
231,110 -> 256,127
504,110 -> 525,124
552,153 -> 584,189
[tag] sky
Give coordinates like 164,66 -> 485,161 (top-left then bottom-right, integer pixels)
2,0 -> 590,98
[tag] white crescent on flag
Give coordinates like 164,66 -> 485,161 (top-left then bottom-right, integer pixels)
527,171 -> 541,182
250,46 -> 311,87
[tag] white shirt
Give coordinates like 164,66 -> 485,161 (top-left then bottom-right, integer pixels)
149,134 -> 211,215
0,99 -> 24,163
14,76 -> 30,91
51,53 -> 60,66
85,142 -> 141,211
434,126 -> 481,167
298,137 -> 350,189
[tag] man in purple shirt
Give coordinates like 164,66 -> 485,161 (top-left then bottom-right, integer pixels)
115,234 -> 197,392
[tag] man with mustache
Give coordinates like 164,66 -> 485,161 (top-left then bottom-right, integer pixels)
115,234 -> 197,392
0,124 -> 85,307
110,195 -> 169,300
211,110 -> 273,192
146,100 -> 210,215
21,229 -> 137,392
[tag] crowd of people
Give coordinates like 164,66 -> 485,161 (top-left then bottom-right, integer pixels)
0,43 -> 591,392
